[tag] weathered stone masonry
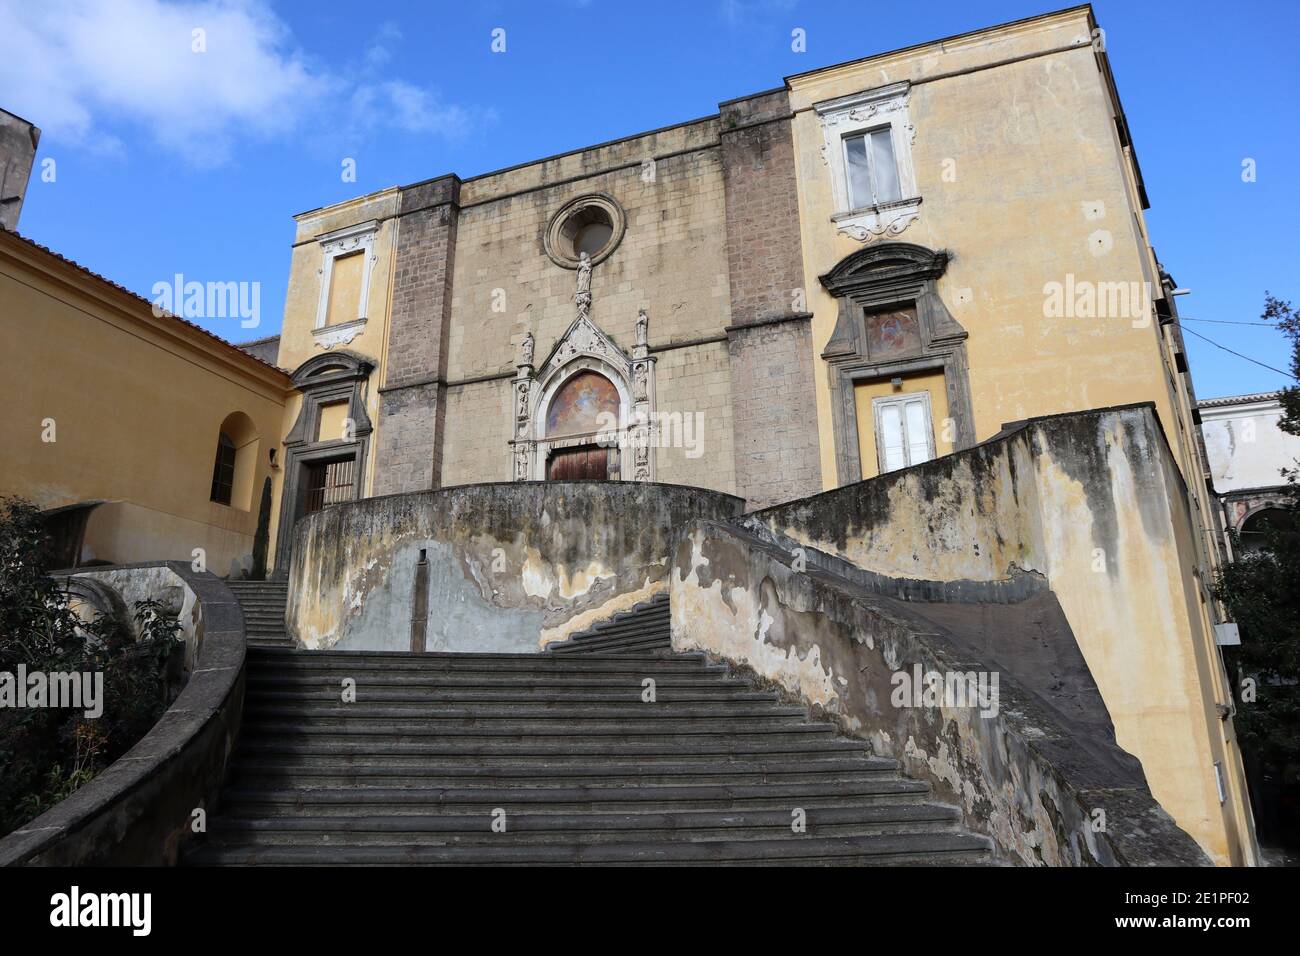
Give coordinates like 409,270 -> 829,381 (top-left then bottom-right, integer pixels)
372,175 -> 460,495
719,91 -> 821,507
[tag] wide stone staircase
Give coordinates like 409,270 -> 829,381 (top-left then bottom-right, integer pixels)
226,579 -> 292,649
192,590 -> 991,865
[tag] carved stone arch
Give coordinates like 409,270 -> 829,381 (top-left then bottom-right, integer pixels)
274,349 -> 375,573
511,314 -> 657,482
818,241 -> 974,484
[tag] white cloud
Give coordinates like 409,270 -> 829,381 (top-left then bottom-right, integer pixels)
0,0 -> 471,167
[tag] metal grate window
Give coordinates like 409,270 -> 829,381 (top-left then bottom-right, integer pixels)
304,457 -> 355,514
209,433 -> 236,505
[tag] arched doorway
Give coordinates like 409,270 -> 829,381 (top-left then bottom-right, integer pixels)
543,369 -> 620,479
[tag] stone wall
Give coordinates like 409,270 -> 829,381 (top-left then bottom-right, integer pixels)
670,521 -> 1208,866
372,177 -> 460,495
286,481 -> 743,652
725,318 -> 821,508
718,89 -> 823,508
749,403 -> 1254,865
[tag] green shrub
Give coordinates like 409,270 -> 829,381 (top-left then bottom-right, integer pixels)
0,497 -> 179,836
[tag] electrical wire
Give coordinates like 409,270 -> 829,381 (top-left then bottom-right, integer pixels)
1176,323 -> 1296,380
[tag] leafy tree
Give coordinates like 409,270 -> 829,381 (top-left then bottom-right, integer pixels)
1213,294 -> 1300,845
0,497 -> 179,835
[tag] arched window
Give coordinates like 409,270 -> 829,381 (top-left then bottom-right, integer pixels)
209,433 -> 237,505
209,411 -> 261,510
1238,508 -> 1294,556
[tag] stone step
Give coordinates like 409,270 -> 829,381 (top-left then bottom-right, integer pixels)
550,635 -> 672,655
215,778 -> 933,813
236,728 -> 842,749
228,756 -> 896,788
242,700 -> 806,719
555,624 -> 671,644
186,830 -> 989,866
240,717 -> 815,738
568,612 -> 670,636
244,655 -> 720,674
235,737 -> 872,761
200,804 -> 963,847
245,670 -> 734,689
246,686 -> 777,704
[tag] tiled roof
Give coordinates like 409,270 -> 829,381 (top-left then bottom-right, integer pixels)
3,230 -> 288,377
1198,391 -> 1282,408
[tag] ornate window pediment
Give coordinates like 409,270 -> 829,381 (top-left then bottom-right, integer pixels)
816,82 -> 921,243
818,242 -> 974,485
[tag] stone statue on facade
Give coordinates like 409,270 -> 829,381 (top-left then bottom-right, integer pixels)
574,251 -> 592,321
519,331 -> 534,367
636,308 -> 648,348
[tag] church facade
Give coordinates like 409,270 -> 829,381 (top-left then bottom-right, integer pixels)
259,6 -> 1215,577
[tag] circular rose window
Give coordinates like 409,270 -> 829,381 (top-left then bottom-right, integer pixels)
544,194 -> 626,269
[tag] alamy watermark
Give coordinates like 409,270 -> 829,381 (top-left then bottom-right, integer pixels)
1043,273 -> 1153,327
151,273 -> 261,328
594,410 -> 705,459
891,664 -> 1000,718
0,664 -> 103,719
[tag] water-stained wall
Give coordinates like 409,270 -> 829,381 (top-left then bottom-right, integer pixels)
748,403 -> 1255,865
287,481 -> 743,652
670,520 -> 1208,866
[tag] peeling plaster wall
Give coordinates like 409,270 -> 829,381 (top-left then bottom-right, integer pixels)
671,521 -> 1209,867
749,403 -> 1254,865
287,480 -> 743,652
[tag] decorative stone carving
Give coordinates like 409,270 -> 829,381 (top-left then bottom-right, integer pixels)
635,308 -> 648,348
513,442 -> 532,481
815,82 -> 922,245
574,252 -> 593,322
817,242 -> 975,485
312,317 -> 367,350
519,331 -> 534,368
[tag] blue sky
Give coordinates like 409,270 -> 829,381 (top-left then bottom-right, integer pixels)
4,0 -> 1296,399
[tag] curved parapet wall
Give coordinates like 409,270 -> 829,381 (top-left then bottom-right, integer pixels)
0,562 -> 245,866
287,480 -> 744,652
672,520 -> 1210,866
746,403 -> 1253,865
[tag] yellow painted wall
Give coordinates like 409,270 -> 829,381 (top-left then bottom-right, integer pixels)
267,188 -> 399,564
853,370 -> 951,479
786,10 -> 1192,486
0,233 -> 289,575
786,7 -> 1254,864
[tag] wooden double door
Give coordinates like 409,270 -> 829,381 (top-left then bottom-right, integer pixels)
547,445 -> 609,480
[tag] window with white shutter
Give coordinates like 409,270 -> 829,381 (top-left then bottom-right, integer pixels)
872,392 -> 935,473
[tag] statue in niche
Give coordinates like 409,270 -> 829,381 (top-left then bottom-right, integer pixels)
633,361 -> 648,402
519,331 -> 534,367
515,380 -> 530,420
636,308 -> 648,348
